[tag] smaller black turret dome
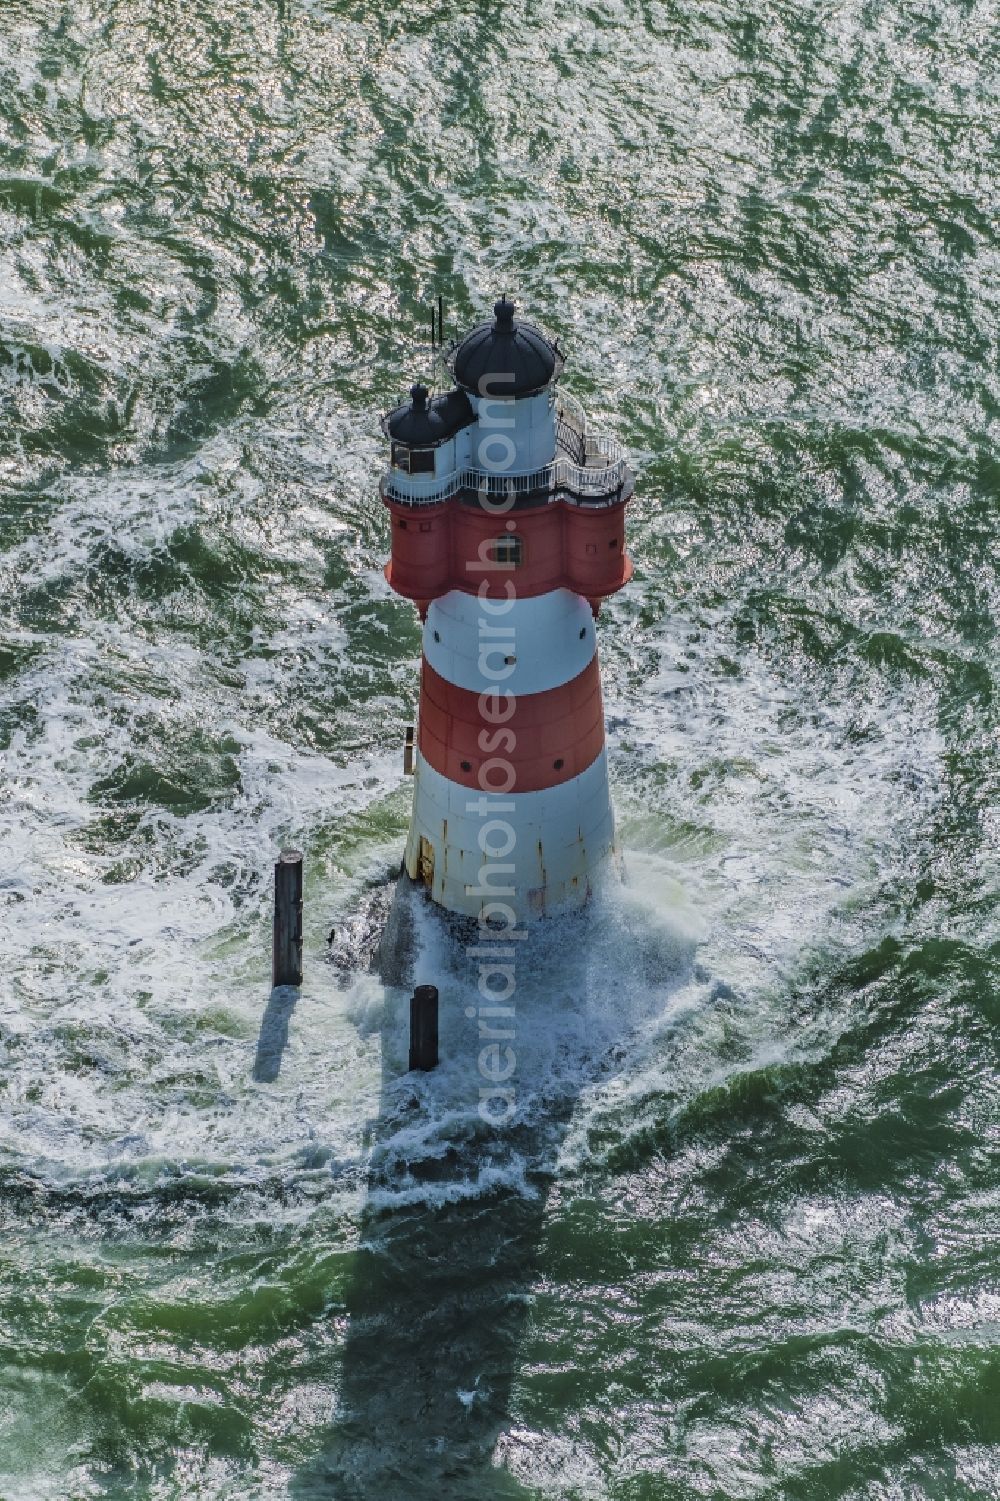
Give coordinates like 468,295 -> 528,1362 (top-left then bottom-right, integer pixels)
449,298 -> 562,399
382,383 -> 475,447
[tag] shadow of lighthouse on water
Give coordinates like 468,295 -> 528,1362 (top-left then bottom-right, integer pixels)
291,863 -> 703,1501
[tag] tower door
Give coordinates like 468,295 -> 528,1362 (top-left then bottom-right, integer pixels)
416,836 -> 435,890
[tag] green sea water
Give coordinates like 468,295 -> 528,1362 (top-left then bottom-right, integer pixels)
1,1 -> 998,1497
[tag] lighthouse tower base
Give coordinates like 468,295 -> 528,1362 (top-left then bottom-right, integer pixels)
399,586 -> 619,924
403,748 -> 618,923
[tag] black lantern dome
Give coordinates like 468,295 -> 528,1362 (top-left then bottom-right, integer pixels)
449,298 -> 563,399
382,382 -> 475,447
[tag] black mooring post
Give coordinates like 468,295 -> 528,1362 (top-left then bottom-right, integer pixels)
409,984 -> 439,1071
272,849 -> 303,988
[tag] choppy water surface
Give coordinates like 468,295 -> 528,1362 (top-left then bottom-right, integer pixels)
1,1 -> 998,1496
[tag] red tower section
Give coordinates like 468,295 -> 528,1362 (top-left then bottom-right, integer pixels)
384,490 -> 633,617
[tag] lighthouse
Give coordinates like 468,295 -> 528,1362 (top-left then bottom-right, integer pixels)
381,298 -> 633,923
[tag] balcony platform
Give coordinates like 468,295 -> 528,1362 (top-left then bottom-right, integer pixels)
380,423 -> 632,512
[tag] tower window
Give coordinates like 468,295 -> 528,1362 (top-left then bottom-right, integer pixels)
391,444 -> 435,475
487,535 -> 523,567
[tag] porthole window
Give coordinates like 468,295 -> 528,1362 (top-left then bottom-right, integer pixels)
553,758 -> 564,770
460,760 -> 472,772
609,536 -> 619,549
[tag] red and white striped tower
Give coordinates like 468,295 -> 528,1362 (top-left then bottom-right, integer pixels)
381,298 -> 633,922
